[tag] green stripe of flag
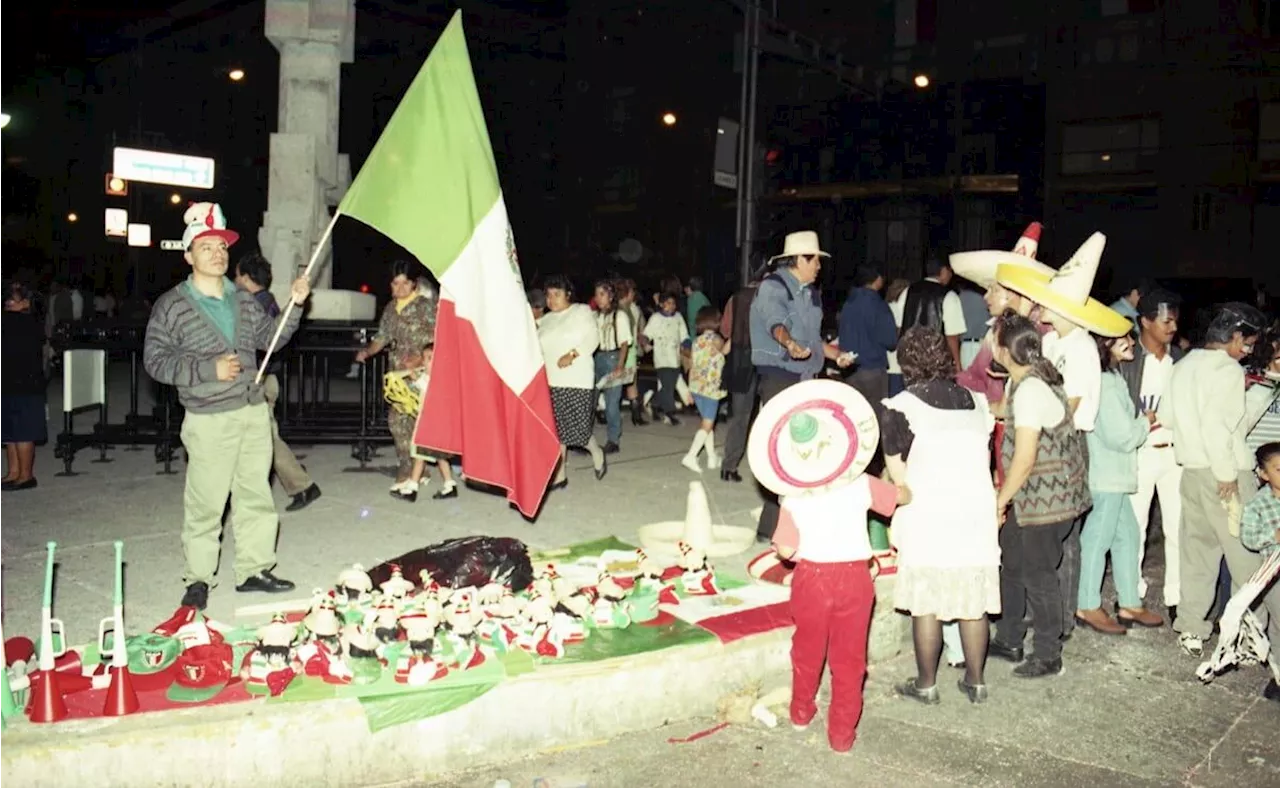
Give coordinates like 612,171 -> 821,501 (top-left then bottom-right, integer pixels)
337,11 -> 499,278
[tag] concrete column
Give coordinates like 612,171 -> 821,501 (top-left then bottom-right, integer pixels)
260,0 -> 354,308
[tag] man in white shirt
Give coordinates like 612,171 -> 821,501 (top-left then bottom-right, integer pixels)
1160,302 -> 1272,658
894,259 -> 967,373
1117,290 -> 1184,613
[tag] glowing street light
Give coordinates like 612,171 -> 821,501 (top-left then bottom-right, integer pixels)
913,74 -> 930,88
170,193 -> 182,204
0,113 -> 10,129
67,212 -> 79,223
228,68 -> 245,82
661,112 -> 677,127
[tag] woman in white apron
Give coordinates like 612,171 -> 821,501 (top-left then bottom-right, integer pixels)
883,328 -> 1001,705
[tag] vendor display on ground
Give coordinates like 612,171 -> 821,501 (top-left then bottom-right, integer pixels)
1,485 -> 797,734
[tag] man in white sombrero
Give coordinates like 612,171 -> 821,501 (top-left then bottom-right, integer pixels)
748,230 -> 853,541
144,203 -> 313,610
951,223 -> 1055,408
994,231 -> 1131,639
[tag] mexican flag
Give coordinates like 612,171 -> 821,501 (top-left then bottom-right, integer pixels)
338,11 -> 559,517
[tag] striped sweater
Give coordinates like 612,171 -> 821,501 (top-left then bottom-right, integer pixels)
143,279 -> 302,413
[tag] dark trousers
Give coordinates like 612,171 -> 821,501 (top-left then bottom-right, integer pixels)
655,367 -> 680,416
722,376 -> 758,473
995,513 -> 1074,661
755,372 -> 801,540
1058,514 -> 1085,635
846,367 -> 889,476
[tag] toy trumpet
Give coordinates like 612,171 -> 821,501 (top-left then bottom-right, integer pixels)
29,541 -> 68,722
100,541 -> 138,715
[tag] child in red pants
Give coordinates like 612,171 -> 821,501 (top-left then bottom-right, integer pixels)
772,474 -> 905,752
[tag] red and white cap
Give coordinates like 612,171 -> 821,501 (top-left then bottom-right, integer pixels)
181,202 -> 239,250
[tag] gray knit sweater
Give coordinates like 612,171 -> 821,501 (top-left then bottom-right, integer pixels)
143,280 -> 302,414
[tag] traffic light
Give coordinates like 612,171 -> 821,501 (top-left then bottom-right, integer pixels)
105,174 -> 128,196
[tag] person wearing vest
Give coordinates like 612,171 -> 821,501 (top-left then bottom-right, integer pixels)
718,274 -> 761,483
749,231 -> 853,540
898,259 -> 967,374
989,313 -> 1090,679
1116,289 -> 1185,615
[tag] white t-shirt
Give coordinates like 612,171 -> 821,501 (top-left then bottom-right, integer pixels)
596,308 -> 634,352
886,280 -> 968,374
775,476 -> 897,563
1042,328 -> 1101,432
1138,350 -> 1175,447
644,311 -> 688,369
1011,376 -> 1067,431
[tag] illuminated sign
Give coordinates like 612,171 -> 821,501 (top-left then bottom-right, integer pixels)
159,240 -> 185,251
112,147 -> 215,190
127,223 -> 152,248
105,208 -> 128,238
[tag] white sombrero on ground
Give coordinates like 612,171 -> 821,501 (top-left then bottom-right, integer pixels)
747,378 -> 880,498
949,222 -> 1055,291
996,232 -> 1132,338
637,481 -> 756,558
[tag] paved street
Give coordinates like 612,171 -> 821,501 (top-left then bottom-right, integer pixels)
3,367 -> 1279,787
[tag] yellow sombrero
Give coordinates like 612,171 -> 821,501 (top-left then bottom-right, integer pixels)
995,232 -> 1131,338
950,222 -> 1055,291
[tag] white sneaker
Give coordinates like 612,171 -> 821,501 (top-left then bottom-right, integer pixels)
1178,633 -> 1203,657
707,452 -> 722,470
681,455 -> 702,473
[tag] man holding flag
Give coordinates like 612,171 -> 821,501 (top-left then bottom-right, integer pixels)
333,11 -> 560,517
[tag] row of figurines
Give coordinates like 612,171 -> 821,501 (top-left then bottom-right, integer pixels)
245,546 -> 720,689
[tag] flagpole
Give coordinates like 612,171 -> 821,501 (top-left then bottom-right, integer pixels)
254,211 -> 342,385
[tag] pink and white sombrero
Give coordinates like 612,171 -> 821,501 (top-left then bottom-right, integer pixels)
746,378 -> 880,498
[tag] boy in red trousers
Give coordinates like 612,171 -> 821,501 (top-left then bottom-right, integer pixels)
772,474 -> 907,752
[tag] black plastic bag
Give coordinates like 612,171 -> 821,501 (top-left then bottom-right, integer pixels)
367,536 -> 533,592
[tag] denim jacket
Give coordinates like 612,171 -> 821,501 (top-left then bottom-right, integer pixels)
749,267 -> 825,379
1087,371 -> 1151,494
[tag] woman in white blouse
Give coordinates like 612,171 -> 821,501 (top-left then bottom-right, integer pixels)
537,276 -> 607,487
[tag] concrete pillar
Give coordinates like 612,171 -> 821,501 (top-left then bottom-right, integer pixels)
260,0 -> 354,308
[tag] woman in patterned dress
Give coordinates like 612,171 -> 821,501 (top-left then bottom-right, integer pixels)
537,275 -> 607,487
354,261 -> 437,494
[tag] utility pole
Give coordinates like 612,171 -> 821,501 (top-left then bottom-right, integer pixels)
737,0 -> 761,283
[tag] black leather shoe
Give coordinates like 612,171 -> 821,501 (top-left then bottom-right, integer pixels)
285,483 -> 322,512
549,479 -> 569,491
432,484 -> 459,500
720,469 -> 742,483
181,581 -> 210,610
894,678 -> 940,705
1013,657 -> 1064,678
988,639 -> 1024,663
1,478 -> 38,492
236,571 -> 296,594
1264,679 -> 1280,702
594,455 -> 608,481
604,442 -> 620,454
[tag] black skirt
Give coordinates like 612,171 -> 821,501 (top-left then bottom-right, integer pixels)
2,395 -> 48,444
550,386 -> 594,447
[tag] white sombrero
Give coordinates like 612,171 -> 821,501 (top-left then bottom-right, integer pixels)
637,481 -> 756,558
949,222 -> 1054,291
996,232 -> 1132,338
746,379 -> 880,498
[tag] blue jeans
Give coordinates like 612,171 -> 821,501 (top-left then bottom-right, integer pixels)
1079,490 -> 1142,610
594,351 -> 623,445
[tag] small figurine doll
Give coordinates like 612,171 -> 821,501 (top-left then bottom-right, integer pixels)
256,612 -> 299,668
372,593 -> 402,644
379,564 -> 415,599
302,591 -> 342,651
678,541 -> 718,596
336,564 -> 374,603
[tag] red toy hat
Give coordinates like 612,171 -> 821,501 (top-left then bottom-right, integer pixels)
166,642 -> 236,704
181,202 -> 239,250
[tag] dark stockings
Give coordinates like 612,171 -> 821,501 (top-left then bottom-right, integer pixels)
912,615 -> 989,688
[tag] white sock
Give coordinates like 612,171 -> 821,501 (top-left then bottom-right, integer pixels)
686,430 -> 708,459
703,429 -> 716,459
586,437 -> 605,470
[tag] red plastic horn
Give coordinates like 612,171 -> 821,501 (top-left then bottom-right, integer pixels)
102,666 -> 139,716
26,670 -> 68,723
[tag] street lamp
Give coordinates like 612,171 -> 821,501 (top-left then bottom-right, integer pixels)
228,68 -> 245,82
661,112 -> 677,127
913,74 -> 930,88
67,212 -> 79,222
170,193 -> 182,204
0,113 -> 9,129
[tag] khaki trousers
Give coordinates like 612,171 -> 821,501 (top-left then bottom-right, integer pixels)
180,403 -> 280,586
1177,468 -> 1278,643
263,375 -> 313,496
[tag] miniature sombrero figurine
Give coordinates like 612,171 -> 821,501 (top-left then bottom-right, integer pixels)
637,481 -> 756,558
746,378 -> 880,498
181,202 -> 239,250
949,222 -> 1055,291
995,232 -> 1132,338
